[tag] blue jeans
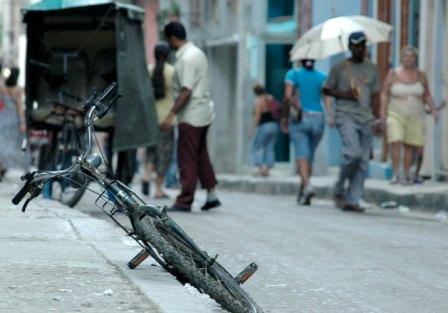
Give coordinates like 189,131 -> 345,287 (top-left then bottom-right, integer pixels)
252,122 -> 279,168
289,113 -> 325,162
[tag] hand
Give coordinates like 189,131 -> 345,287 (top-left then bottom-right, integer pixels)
280,118 -> 289,134
373,118 -> 385,136
344,88 -> 359,101
19,121 -> 26,134
160,113 -> 174,131
432,110 -> 438,121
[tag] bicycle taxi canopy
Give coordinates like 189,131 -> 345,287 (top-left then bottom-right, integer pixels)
22,0 -> 159,151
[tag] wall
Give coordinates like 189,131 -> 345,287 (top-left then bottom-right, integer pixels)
207,45 -> 238,172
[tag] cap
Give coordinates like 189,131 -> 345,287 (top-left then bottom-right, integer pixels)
348,31 -> 367,45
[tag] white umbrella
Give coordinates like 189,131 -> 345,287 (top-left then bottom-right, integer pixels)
290,15 -> 393,61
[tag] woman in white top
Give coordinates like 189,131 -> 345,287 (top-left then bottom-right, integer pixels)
380,46 -> 436,185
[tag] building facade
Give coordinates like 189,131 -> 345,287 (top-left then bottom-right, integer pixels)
164,0 -> 447,181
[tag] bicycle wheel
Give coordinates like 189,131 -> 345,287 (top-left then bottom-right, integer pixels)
53,122 -> 86,207
138,215 -> 263,313
59,183 -> 87,207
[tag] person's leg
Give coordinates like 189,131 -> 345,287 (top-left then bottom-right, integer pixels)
402,143 -> 414,184
154,129 -> 174,198
251,126 -> 264,175
298,159 -> 310,186
413,146 -> 424,183
387,111 -> 405,182
142,147 -> 155,196
293,118 -> 312,203
300,115 -> 325,205
345,124 -> 373,207
263,122 -> 279,176
165,127 -> 179,188
389,141 -> 402,183
404,114 -> 425,183
174,123 -> 201,210
197,125 -> 220,210
334,117 -> 362,201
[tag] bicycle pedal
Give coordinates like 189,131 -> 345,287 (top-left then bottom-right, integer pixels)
234,262 -> 258,285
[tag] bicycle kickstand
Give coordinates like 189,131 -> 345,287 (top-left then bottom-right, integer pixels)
127,249 -> 150,269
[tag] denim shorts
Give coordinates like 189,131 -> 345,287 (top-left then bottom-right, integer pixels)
289,113 -> 325,162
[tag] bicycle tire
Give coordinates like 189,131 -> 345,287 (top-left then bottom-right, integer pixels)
138,215 -> 263,313
60,185 -> 87,207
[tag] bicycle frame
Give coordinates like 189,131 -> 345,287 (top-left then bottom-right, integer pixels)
13,83 -> 262,313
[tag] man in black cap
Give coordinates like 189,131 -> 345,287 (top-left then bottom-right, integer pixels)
322,31 -> 381,212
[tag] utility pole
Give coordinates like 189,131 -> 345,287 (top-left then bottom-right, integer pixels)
297,0 -> 312,37
2,0 -> 27,67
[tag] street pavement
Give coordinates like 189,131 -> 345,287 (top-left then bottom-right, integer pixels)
75,180 -> 448,313
2,171 -> 448,313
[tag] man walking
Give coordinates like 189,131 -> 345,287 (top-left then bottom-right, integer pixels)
322,32 -> 381,212
281,59 -> 333,205
161,21 -> 221,212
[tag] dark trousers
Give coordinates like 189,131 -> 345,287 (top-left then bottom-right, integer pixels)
176,123 -> 217,208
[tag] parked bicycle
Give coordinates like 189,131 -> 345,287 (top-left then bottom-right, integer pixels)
12,83 -> 263,313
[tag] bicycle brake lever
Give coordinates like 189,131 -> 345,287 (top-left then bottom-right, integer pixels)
21,187 -> 42,213
97,94 -> 121,119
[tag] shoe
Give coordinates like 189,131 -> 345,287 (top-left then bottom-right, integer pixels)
0,167 -> 6,181
390,175 -> 400,185
300,186 -> 315,206
334,194 -> 345,209
297,185 -> 304,203
414,176 -> 424,184
401,177 -> 413,186
167,205 -> 191,212
201,199 -> 221,211
153,193 -> 170,199
342,203 -> 365,213
142,181 -> 150,196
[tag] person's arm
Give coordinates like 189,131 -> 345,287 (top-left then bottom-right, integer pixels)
371,92 -> 380,118
322,63 -> 358,101
15,88 -> 26,133
421,71 -> 437,120
160,87 -> 192,130
281,83 -> 295,133
322,95 -> 334,127
380,69 -> 393,120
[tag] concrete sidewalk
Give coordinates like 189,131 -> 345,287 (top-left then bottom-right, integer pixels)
217,173 -> 448,212
0,173 -> 218,313
0,177 -> 160,313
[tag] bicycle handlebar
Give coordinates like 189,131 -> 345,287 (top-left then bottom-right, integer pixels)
97,82 -> 117,102
12,83 -> 120,210
12,181 -> 30,205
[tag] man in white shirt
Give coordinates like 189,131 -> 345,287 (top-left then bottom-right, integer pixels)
161,21 -> 221,212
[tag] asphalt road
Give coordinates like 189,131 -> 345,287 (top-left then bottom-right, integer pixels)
74,184 -> 448,313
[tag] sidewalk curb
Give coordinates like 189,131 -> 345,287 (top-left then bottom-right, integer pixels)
41,200 -> 221,313
217,174 -> 448,212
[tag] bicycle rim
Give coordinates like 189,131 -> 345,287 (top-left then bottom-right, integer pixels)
52,178 -> 87,207
139,216 -> 263,313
